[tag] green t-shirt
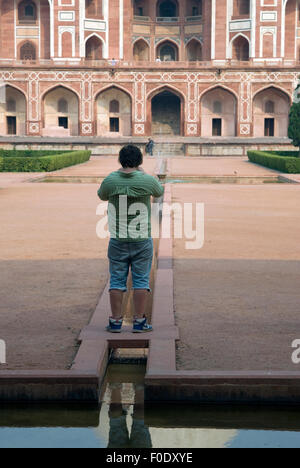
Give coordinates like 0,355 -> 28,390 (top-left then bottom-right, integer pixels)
98,170 -> 164,242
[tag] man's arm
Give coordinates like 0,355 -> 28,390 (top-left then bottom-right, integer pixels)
151,178 -> 165,198
97,179 -> 109,201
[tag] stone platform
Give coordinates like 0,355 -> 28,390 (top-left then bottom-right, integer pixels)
0,136 -> 295,157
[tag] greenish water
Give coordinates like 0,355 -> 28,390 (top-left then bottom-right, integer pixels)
1,365 -> 300,448
33,176 -> 284,185
162,176 -> 283,184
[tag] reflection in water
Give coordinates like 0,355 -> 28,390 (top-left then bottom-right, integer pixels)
107,383 -> 152,448
1,365 -> 300,448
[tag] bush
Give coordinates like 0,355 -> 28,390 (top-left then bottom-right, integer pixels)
0,150 -> 91,172
268,151 -> 299,158
248,151 -> 300,173
288,101 -> 300,157
0,149 -> 72,158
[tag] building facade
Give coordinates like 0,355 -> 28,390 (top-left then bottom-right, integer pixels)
0,0 -> 299,139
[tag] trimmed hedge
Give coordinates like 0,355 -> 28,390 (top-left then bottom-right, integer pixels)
0,150 -> 91,172
248,151 -> 300,174
267,151 -> 299,158
0,149 -> 73,158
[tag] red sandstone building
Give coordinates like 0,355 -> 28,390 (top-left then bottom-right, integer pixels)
0,0 -> 299,139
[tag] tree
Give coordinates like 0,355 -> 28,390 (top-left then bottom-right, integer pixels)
288,88 -> 300,157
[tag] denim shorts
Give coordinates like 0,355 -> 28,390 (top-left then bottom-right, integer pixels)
108,238 -> 154,292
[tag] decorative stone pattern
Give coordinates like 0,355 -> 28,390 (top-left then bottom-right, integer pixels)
0,0 -> 299,137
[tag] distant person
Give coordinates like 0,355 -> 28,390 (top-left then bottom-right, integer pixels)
111,58 -> 118,66
156,56 -> 161,62
145,138 -> 155,156
98,145 -> 164,333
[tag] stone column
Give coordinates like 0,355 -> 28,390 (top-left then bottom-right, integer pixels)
133,72 -> 146,136
27,75 -> 42,136
79,75 -> 94,136
238,73 -> 252,137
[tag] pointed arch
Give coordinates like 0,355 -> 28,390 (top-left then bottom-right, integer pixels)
147,85 -> 185,136
199,84 -> 239,102
147,84 -> 185,103
156,39 -> 179,61
85,35 -> 103,60
41,83 -> 81,102
94,84 -> 133,102
253,85 -> 292,106
84,32 -> 105,47
186,38 -> 203,61
231,34 -> 250,61
0,84 -> 27,136
157,0 -> 179,18
253,86 -> 291,137
18,0 -> 37,22
200,86 -> 237,137
95,86 -> 132,136
133,38 -> 150,61
84,33 -> 106,59
19,40 -> 36,60
42,85 -> 79,136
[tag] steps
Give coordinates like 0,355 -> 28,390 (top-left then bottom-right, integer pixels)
153,143 -> 185,157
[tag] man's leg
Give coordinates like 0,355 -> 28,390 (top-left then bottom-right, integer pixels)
110,289 -> 124,319
131,239 -> 153,332
133,290 -> 148,319
107,240 -> 129,332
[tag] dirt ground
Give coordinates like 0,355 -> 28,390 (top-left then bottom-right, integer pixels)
173,184 -> 300,371
2,154 -> 300,372
169,157 -> 279,177
0,182 -> 109,370
0,156 -> 158,370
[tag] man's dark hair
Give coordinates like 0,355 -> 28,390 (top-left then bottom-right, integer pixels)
119,145 -> 143,168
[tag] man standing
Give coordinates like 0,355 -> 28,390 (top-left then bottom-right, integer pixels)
145,138 -> 155,157
98,145 -> 164,333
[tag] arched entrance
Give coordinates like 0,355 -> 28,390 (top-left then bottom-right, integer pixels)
151,90 -> 182,135
96,87 -> 132,136
133,39 -> 150,61
157,41 -> 178,61
19,41 -> 36,60
200,87 -> 237,137
85,36 -> 103,60
43,86 -> 79,136
232,36 -> 250,61
186,39 -> 202,61
253,87 -> 290,137
0,85 -> 26,136
157,0 -> 178,17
